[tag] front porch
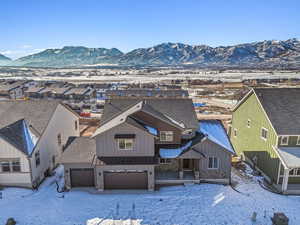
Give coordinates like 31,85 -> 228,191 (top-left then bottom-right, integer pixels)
155,158 -> 200,184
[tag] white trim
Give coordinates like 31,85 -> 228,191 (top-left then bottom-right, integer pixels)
117,139 -> 134,151
160,131 -> 174,142
272,146 -> 289,169
297,136 -> 300,146
208,157 -> 219,169
261,127 -> 268,141
279,135 -> 289,146
232,89 -> 254,112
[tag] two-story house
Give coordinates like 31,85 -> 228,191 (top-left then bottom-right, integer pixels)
61,90 -> 235,191
230,88 -> 300,194
0,100 -> 80,188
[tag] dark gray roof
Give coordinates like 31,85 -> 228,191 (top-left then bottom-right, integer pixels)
0,119 -> 33,155
106,89 -> 188,98
101,98 -> 198,129
60,137 -> 96,164
0,100 -> 60,134
254,88 -> 300,135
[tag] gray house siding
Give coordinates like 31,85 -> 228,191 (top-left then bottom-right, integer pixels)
194,139 -> 232,179
133,111 -> 182,145
95,122 -> 155,157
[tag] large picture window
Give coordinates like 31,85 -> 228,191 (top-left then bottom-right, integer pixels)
1,160 -> 21,173
160,131 -> 174,142
118,139 -> 134,150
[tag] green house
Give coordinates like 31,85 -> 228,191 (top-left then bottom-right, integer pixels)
230,88 -> 300,194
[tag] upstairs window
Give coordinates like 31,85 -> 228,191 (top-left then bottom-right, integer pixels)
118,139 -> 134,150
35,152 -> 40,167
1,161 -> 10,172
208,157 -> 219,169
160,131 -> 174,142
12,160 -> 21,172
280,136 -> 289,145
75,121 -> 78,131
261,127 -> 268,141
1,160 -> 21,172
297,136 -> 300,146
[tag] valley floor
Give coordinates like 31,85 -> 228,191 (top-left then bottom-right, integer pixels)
1,166 -> 300,225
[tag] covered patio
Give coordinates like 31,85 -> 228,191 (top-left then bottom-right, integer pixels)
274,146 -> 300,194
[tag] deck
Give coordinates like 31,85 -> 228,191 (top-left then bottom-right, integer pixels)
273,183 -> 300,195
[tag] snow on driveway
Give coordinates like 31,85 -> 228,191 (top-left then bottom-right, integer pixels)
1,166 -> 300,225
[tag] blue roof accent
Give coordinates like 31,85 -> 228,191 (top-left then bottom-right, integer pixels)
159,141 -> 192,158
199,120 -> 235,154
145,125 -> 158,136
193,103 -> 206,107
23,121 -> 38,155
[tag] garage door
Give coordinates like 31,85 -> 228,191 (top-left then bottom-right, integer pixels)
70,168 -> 95,187
104,172 -> 148,189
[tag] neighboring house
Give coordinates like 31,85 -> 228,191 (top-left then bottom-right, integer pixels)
0,100 -> 80,188
0,81 -> 26,99
61,90 -> 235,191
230,88 -> 300,194
64,87 -> 96,103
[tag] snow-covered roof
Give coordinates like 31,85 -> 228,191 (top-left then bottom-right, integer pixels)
199,120 -> 235,154
144,125 -> 158,136
159,141 -> 192,158
276,147 -> 300,168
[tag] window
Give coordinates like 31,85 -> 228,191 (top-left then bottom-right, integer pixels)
297,136 -> 300,146
57,134 -> 62,146
208,157 -> 219,169
160,131 -> 174,142
247,119 -> 251,128
261,128 -> 268,140
1,161 -> 10,172
12,161 -> 21,172
160,158 -> 172,164
75,121 -> 78,131
233,128 -> 237,138
280,136 -> 289,145
118,139 -> 134,150
35,152 -> 40,167
289,168 -> 300,176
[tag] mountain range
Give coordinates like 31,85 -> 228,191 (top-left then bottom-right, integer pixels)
1,38 -> 300,68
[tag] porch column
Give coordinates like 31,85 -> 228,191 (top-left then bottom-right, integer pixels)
179,159 -> 183,179
282,168 -> 289,193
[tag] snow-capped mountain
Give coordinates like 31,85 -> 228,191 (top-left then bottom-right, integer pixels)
119,38 -> 300,68
12,46 -> 124,67
2,38 -> 300,68
0,54 -> 12,66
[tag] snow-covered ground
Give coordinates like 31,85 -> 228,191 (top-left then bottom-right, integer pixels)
1,166 -> 300,225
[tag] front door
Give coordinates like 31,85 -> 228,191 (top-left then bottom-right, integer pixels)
183,159 -> 193,171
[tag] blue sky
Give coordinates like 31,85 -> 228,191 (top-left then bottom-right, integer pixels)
1,0 -> 299,59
